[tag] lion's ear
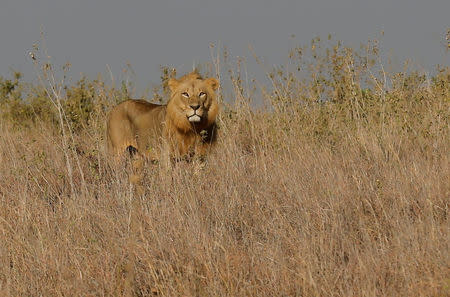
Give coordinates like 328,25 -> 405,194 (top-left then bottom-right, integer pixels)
205,77 -> 219,91
168,78 -> 179,93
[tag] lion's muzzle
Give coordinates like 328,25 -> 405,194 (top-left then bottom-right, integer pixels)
187,104 -> 203,122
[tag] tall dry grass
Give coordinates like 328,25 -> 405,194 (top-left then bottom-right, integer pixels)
0,38 -> 449,296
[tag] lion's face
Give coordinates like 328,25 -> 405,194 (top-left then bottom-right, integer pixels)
167,73 -> 219,131
176,81 -> 214,123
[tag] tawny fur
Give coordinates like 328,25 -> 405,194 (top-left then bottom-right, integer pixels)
106,72 -> 219,161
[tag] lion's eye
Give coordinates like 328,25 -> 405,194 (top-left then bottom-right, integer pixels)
199,92 -> 206,98
181,92 -> 189,98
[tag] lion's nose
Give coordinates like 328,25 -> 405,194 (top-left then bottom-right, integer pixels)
190,104 -> 200,110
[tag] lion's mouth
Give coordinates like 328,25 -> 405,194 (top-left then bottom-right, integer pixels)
188,114 -> 202,123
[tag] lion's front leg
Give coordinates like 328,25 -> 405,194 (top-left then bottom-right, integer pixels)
195,142 -> 208,161
168,132 -> 194,160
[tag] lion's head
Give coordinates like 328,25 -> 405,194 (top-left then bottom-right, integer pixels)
166,72 -> 219,132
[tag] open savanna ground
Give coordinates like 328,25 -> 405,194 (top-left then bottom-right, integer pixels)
0,39 -> 449,296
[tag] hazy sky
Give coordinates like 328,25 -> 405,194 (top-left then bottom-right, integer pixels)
1,0 -> 448,93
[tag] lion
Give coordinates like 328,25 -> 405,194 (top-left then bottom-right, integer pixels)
106,71 -> 219,162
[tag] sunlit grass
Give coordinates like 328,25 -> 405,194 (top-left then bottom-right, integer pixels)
0,37 -> 448,296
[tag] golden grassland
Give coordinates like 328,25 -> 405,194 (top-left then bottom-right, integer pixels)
0,39 -> 449,296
